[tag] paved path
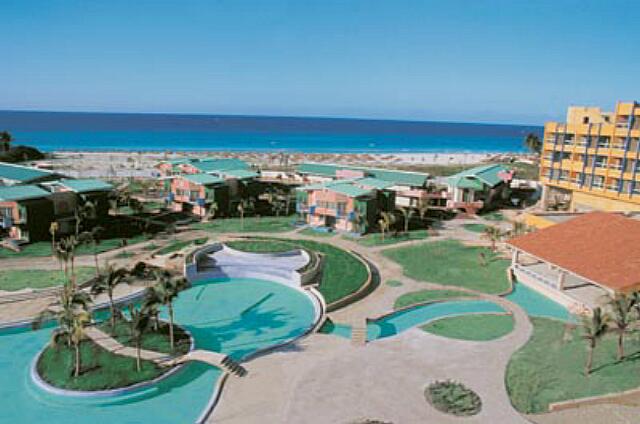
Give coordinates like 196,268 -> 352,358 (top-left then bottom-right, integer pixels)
84,326 -> 172,363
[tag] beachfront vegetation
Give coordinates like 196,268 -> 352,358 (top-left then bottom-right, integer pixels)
506,317 -> 640,413
383,240 -> 511,295
225,238 -> 368,305
421,314 -> 514,341
0,267 -> 95,291
394,289 -> 473,310
425,380 -> 482,416
193,215 -> 296,233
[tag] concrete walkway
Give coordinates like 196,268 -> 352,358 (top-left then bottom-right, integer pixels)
84,326 -> 172,363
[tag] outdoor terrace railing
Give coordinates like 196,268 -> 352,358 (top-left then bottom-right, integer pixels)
513,263 -> 558,290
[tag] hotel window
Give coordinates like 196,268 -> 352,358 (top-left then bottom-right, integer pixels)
336,202 -> 347,216
562,135 -> 574,145
632,182 -> 640,196
597,136 -> 610,148
558,171 -> 569,182
607,179 -> 620,191
576,136 -> 590,147
592,176 -> 605,188
571,173 -> 583,185
594,156 -> 608,168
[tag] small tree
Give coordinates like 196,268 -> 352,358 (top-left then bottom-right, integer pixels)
49,222 -> 59,257
151,271 -> 188,350
608,294 -> 635,361
56,236 -> 77,285
74,200 -> 96,237
91,264 -> 128,331
128,304 -> 151,372
206,202 -> 219,222
237,199 -> 253,230
482,225 -> 503,252
581,307 -> 609,376
524,133 -> 542,154
0,130 -> 13,153
398,207 -> 416,234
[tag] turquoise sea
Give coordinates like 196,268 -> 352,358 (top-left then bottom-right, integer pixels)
0,111 -> 541,153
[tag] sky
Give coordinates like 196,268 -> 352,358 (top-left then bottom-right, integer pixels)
1,0 -> 639,125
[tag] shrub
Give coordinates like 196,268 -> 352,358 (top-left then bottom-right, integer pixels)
425,380 -> 481,416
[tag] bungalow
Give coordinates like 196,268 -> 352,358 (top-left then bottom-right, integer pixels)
446,164 -> 514,213
0,162 -> 60,186
168,173 -> 229,218
296,178 -> 395,233
295,163 -> 443,209
0,185 -> 54,242
507,212 -> 640,315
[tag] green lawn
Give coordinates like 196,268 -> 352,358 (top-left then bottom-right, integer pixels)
0,234 -> 149,259
421,314 -> 514,341
299,227 -> 336,237
155,237 -> 208,256
383,239 -> 511,295
0,267 -> 96,291
386,279 -> 403,287
481,211 -> 504,222
506,317 -> 640,413
192,216 -> 296,233
349,230 -> 429,247
226,238 -> 369,305
394,289 -> 473,309
98,319 -> 191,355
463,223 -> 488,233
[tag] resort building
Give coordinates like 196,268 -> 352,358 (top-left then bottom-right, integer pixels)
0,185 -> 54,241
0,162 -> 61,186
294,163 -> 444,209
168,173 -> 229,218
540,101 -> 640,212
446,164 -> 514,213
507,211 -> 640,315
296,178 -> 395,233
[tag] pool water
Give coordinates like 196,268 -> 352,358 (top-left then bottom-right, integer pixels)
321,299 -> 505,341
505,283 -> 574,322
0,278 -> 317,424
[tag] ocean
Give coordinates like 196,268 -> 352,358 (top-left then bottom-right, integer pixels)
0,111 -> 542,153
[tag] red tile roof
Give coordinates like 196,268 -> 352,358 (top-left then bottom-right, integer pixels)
507,212 -> 640,292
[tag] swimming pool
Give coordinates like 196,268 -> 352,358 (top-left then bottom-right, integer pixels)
505,282 -> 574,322
0,277 -> 317,424
321,299 -> 506,341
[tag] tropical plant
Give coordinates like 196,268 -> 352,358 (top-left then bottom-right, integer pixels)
237,199 -> 254,230
56,236 -> 77,285
142,287 -> 163,332
78,226 -> 104,277
150,271 -> 188,350
398,207 -> 416,234
129,198 -> 145,215
127,304 -> 152,372
34,284 -> 92,377
0,130 -> 13,153
524,133 -> 542,154
378,211 -> 396,241
206,201 -> 219,221
509,221 -> 528,237
482,225 -> 503,252
425,380 -> 482,416
350,207 -> 364,234
91,264 -> 128,331
49,221 -> 59,257
581,307 -> 609,376
607,294 -> 636,361
74,200 -> 96,237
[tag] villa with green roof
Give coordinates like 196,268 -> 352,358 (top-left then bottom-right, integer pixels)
0,185 -> 54,241
295,162 -> 445,210
446,164 -> 514,213
0,162 -> 60,186
296,178 -> 395,233
168,173 -> 229,218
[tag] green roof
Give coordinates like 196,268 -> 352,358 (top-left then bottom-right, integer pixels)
0,163 -> 54,184
328,183 -> 373,198
219,169 -> 258,180
447,164 -> 510,189
0,185 -> 50,202
192,158 -> 250,173
58,178 -> 113,193
355,177 -> 395,190
182,173 -> 224,185
295,162 -> 429,187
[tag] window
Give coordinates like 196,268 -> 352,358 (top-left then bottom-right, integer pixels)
597,136 -> 610,148
594,156 -> 608,168
592,176 -> 605,188
583,117 -> 589,124
336,202 -> 347,216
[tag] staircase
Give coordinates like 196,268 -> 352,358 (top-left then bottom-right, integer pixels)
221,355 -> 248,377
351,322 -> 368,346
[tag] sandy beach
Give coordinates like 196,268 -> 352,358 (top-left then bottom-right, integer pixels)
35,150 -> 531,179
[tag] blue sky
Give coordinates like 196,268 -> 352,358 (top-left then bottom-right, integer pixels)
1,0 -> 638,124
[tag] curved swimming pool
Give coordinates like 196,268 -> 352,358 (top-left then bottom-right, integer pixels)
0,277 -> 317,424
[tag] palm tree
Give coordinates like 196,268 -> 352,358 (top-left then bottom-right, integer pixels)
524,133 -> 542,154
510,221 -> 528,237
91,264 -> 128,331
128,304 -> 152,372
581,307 -> 609,376
151,271 -> 188,350
78,226 -> 104,277
350,207 -> 364,234
482,225 -> 503,252
49,222 -> 59,257
378,211 -> 395,241
398,207 -> 416,234
74,200 -> 96,237
608,294 -> 635,361
205,201 -> 219,222
237,199 -> 253,230
142,287 -> 163,332
56,236 -> 77,285
0,130 -> 13,153
34,284 -> 92,377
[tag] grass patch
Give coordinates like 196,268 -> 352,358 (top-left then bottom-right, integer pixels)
506,317 -> 640,413
299,227 -> 335,237
426,380 -> 482,416
226,238 -> 368,305
394,289 -> 473,309
0,235 -> 149,259
421,314 -> 513,341
383,239 -> 511,295
193,215 -> 296,233
386,280 -> 403,287
463,223 -> 487,233
352,230 -> 429,247
481,211 -> 504,222
98,319 -> 191,355
155,237 -> 208,255
0,267 -> 95,291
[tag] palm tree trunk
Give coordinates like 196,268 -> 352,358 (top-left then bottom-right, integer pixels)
93,243 -> 100,277
169,303 -> 175,350
74,342 -> 81,377
136,342 -> 141,372
585,341 -> 594,376
109,292 -> 116,331
618,331 -> 624,361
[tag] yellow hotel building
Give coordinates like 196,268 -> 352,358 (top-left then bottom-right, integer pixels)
540,101 -> 640,212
